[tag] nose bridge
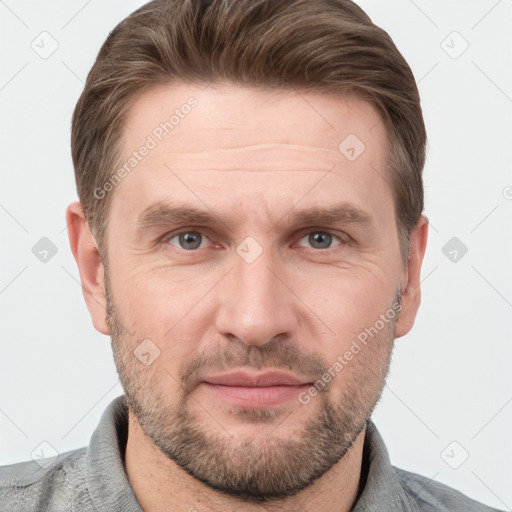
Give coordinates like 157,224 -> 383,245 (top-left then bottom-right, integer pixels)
215,241 -> 297,345
235,250 -> 278,309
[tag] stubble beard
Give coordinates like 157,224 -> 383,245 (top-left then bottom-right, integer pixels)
105,269 -> 397,504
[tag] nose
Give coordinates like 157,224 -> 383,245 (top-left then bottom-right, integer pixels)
214,247 -> 299,347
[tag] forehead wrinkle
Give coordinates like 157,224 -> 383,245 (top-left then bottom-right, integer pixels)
154,146 -> 344,175
160,138 -> 343,151
160,144 -> 342,158
183,168 -> 331,173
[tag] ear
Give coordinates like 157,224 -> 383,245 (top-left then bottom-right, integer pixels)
394,215 -> 429,338
66,201 -> 109,335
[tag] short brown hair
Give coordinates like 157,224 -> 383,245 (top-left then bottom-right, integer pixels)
71,0 -> 426,265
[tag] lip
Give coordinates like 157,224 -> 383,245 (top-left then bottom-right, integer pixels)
202,370 -> 309,387
200,370 -> 312,408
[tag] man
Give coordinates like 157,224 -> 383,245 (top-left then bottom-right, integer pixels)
0,0 -> 503,510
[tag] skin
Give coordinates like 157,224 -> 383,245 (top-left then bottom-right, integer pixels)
67,82 -> 428,512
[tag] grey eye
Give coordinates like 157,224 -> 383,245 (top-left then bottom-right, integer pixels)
308,232 -> 334,249
173,232 -> 204,250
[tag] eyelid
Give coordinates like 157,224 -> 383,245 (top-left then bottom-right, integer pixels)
160,227 -> 350,251
293,228 -> 349,249
161,228 -> 216,248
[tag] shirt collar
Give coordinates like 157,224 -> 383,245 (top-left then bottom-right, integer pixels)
353,420 -> 417,511
85,395 -> 142,511
85,395 -> 414,511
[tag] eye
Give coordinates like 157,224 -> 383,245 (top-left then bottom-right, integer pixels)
167,231 -> 209,250
296,231 -> 344,250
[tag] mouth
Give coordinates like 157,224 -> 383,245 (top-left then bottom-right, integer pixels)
200,369 -> 312,408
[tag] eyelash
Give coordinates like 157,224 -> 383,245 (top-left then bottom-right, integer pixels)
161,228 -> 348,252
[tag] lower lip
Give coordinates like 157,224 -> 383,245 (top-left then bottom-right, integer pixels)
200,382 -> 310,408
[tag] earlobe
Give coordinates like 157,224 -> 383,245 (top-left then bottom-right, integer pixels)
66,202 -> 110,335
394,215 -> 429,339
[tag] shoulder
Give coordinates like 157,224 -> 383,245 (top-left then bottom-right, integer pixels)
0,447 -> 88,512
394,466 -> 505,512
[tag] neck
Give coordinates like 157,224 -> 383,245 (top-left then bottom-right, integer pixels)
124,411 -> 366,512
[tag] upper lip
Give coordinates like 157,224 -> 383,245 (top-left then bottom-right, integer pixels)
203,370 -> 310,387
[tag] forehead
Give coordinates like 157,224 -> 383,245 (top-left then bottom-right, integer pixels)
111,82 -> 392,227
121,83 -> 386,164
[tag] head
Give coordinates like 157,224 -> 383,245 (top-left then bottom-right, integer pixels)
67,0 -> 428,504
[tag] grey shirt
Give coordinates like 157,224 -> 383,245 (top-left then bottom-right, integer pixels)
0,395 -> 503,511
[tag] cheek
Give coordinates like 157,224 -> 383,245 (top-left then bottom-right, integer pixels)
291,270 -> 396,389
295,263 -> 392,332
117,268 -> 213,359
114,263 -> 195,317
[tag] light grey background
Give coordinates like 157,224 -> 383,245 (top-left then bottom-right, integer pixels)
1,1 -> 511,509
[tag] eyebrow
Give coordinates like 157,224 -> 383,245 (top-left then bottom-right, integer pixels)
136,200 -> 373,233
289,203 -> 372,227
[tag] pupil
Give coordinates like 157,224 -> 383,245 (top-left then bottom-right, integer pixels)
180,232 -> 201,250
309,232 -> 332,249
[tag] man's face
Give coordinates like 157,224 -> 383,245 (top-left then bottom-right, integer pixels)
102,83 -> 407,501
